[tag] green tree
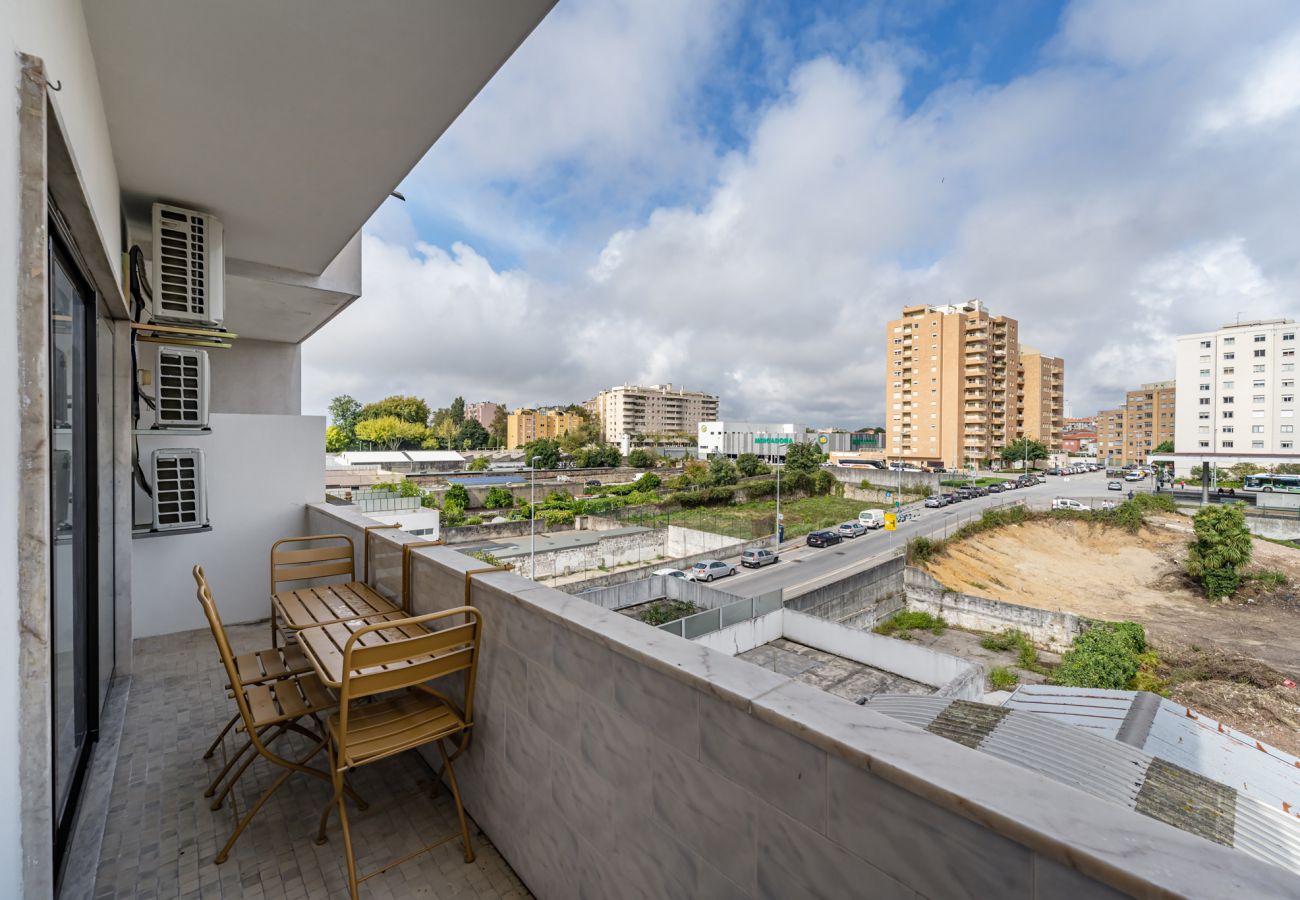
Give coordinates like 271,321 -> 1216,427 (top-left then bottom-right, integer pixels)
1229,462 -> 1263,481
468,455 -> 491,471
441,497 -> 466,527
634,472 -> 661,491
489,407 -> 508,449
449,396 -> 466,425
359,395 -> 431,426
999,438 -> 1049,464
354,416 -> 428,450
1153,440 -> 1174,454
735,453 -> 770,477
484,486 -> 514,509
325,424 -> 348,453
328,394 -> 362,441
1274,463 -> 1300,475
1185,505 -> 1253,599
682,459 -> 710,485
445,483 -> 471,508
707,456 -> 739,486
783,442 -> 826,475
455,418 -> 490,450
628,449 -> 655,469
524,438 -> 562,470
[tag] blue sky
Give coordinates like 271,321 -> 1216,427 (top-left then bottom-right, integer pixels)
305,0 -> 1300,427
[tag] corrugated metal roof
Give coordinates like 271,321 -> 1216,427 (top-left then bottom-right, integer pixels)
867,693 -> 1300,879
1002,685 -> 1135,739
337,451 -> 408,464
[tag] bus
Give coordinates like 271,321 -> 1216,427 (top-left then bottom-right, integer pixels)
1243,473 -> 1300,493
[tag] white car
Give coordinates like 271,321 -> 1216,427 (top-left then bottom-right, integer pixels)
1124,472 -> 1144,482
652,568 -> 687,579
1052,498 -> 1091,511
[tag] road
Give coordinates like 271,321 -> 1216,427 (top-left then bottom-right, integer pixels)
701,469 -> 1117,600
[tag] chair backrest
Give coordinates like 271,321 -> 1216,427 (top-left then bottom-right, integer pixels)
270,534 -> 356,595
336,606 -> 482,734
193,565 -> 257,732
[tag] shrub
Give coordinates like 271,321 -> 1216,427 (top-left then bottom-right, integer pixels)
874,610 -> 947,636
461,516 -> 483,526
445,483 -> 470,508
540,508 -> 576,528
980,629 -> 1044,673
468,549 -> 503,566
989,667 -> 1019,691
1250,569 -> 1289,587
468,456 -> 490,472
441,497 -> 466,527
628,449 -> 655,469
1051,621 -> 1149,690
1185,505 -> 1253,599
634,472 -> 661,491
744,479 -> 777,498
907,536 -> 943,564
484,486 -> 514,509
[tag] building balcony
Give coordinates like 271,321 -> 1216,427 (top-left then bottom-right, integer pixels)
67,500 -> 1296,899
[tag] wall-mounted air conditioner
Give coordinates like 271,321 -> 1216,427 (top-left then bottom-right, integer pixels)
150,202 -> 224,327
154,345 -> 210,428
151,448 -> 208,531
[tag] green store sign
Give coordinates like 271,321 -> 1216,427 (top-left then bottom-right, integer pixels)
754,437 -> 793,444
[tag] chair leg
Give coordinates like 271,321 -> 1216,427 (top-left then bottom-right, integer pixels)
437,740 -> 475,864
203,713 -> 239,760
204,730 -> 255,799
214,764 -> 295,865
333,762 -> 360,900
210,725 -> 286,811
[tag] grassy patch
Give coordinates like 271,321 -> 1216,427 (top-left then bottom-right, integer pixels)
467,550 -> 504,566
638,600 -> 699,627
643,495 -> 883,541
988,666 -> 1019,691
874,610 -> 947,636
1257,534 -> 1300,550
980,629 -> 1047,674
1248,569 -> 1289,587
940,477 -> 1008,487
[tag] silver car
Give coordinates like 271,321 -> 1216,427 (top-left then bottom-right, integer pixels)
837,521 -> 868,538
688,560 -> 736,582
740,549 -> 778,568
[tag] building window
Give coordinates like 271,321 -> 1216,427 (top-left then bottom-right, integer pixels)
1222,411 -> 1234,419
1284,332 -> 1295,341
1199,398 -> 1210,405
1285,395 -> 1295,403
1254,334 -> 1266,342
1282,425 -> 1294,433
1222,426 -> 1234,433
1198,412 -> 1210,420
1224,352 -> 1235,360
1222,396 -> 1233,403
1252,425 -> 1264,433
1254,349 -> 1266,358
1199,368 -> 1210,376
1198,440 -> 1210,448
1200,340 -> 1212,348
1222,441 -> 1234,448
1284,441 -> 1295,450
1224,337 -> 1235,345
1252,440 -> 1265,448
1253,380 -> 1265,388
1223,366 -> 1235,374
1253,395 -> 1266,404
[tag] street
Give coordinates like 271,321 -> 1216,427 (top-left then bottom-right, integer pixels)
706,469 -> 1115,600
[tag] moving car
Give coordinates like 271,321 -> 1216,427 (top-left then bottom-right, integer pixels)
806,530 -> 842,548
740,548 -> 778,568
687,560 -> 736,582
651,568 -> 687,579
1051,498 -> 1091,511
1107,481 -> 1122,491
837,521 -> 868,538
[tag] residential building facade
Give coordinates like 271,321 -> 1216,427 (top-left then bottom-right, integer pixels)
464,400 -> 501,428
1174,319 -> 1298,464
505,407 -> 584,449
1096,408 -> 1126,465
1122,381 -> 1176,465
885,300 -> 1032,469
1062,416 -> 1096,433
586,383 -> 719,442
1020,348 -> 1065,450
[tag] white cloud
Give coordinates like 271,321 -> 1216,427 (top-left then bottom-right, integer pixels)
305,1 -> 1300,429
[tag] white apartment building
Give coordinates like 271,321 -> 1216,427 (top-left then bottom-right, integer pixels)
586,383 -> 719,442
1173,318 -> 1298,470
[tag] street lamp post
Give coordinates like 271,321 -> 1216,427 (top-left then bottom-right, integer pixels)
529,461 -> 536,580
774,460 -> 783,548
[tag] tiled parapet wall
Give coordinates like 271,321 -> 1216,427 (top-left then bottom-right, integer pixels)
305,504 -> 1297,899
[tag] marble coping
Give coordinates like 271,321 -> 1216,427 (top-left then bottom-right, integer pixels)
307,503 -> 1296,898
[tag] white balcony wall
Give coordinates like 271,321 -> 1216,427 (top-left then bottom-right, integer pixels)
208,339 -> 303,415
131,414 -> 323,638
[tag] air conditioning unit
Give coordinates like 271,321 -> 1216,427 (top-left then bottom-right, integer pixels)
151,448 -> 208,531
154,345 -> 210,428
150,202 -> 224,327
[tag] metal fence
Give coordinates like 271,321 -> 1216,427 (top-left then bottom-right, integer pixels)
657,589 -> 784,639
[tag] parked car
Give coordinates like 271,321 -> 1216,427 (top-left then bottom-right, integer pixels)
857,509 -> 885,529
1052,498 -> 1091,511
585,479 -> 602,487
954,487 -> 975,500
1124,472 -> 1145,482
651,568 -> 687,579
740,549 -> 778,568
806,530 -> 843,548
687,560 -> 736,582
837,521 -> 868,538
1107,481 -> 1122,491
944,492 -> 962,503
924,496 -> 945,508
1001,481 -> 1017,490
1045,468 -> 1062,476
987,483 -> 1005,493
974,485 -> 990,496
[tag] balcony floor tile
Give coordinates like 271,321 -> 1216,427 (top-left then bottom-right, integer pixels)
91,623 -> 531,899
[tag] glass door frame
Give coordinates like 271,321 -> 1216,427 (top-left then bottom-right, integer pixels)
48,213 -> 100,877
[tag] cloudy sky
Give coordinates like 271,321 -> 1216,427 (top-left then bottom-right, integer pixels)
303,0 -> 1300,428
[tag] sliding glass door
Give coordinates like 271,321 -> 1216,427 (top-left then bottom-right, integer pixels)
49,221 -> 99,870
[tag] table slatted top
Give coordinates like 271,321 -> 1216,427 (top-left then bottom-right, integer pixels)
294,611 -> 438,689
273,581 -> 399,632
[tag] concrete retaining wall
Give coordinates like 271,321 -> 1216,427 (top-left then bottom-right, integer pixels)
528,529 -> 665,581
578,576 -> 741,613
784,555 -> 905,626
302,502 -> 1294,900
554,535 -> 775,594
903,567 -> 1087,653
665,524 -> 744,557
443,518 -> 574,544
829,467 -> 940,494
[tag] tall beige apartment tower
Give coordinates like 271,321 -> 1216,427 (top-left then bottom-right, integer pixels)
1021,348 -> 1066,449
585,383 -> 720,442
1122,381 -> 1176,464
885,300 -> 1022,468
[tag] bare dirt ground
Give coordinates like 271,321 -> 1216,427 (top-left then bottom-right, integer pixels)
920,516 -> 1300,755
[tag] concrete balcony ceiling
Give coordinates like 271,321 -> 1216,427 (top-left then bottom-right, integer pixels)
84,0 -> 555,340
